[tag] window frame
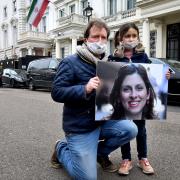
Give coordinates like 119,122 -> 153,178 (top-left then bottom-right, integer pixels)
13,0 -> 17,12
127,0 -> 136,10
69,4 -> 75,14
108,0 -> 117,16
59,8 -> 65,18
4,6 -> 7,18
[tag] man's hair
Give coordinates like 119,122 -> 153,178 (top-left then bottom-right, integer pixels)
84,19 -> 110,39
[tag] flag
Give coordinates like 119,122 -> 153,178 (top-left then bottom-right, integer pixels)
27,0 -> 49,27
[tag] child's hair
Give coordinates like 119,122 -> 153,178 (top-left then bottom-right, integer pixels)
114,23 -> 140,48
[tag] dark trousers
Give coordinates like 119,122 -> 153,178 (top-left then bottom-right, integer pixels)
121,120 -> 147,160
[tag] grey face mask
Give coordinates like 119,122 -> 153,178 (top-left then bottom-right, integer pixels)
86,41 -> 107,55
122,40 -> 139,49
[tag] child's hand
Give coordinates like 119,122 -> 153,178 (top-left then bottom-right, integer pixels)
166,70 -> 171,80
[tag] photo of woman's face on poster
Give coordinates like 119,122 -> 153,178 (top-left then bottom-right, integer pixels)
95,62 -> 168,121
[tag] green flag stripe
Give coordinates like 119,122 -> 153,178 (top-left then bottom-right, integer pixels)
27,0 -> 38,21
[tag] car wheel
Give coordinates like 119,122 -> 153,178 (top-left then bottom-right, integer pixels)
10,79 -> 15,88
29,80 -> 35,91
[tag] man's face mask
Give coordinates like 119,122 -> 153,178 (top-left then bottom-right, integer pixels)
122,40 -> 139,49
86,41 -> 107,55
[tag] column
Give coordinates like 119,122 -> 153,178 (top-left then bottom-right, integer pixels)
17,0 -> 26,38
28,47 -> 33,55
43,48 -> 46,56
142,18 -> 150,56
19,49 -> 23,57
71,38 -> 77,54
56,39 -> 61,58
155,22 -> 163,58
122,0 -> 126,11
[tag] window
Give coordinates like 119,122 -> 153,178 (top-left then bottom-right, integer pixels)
10,69 -> 18,75
29,24 -> 32,31
61,48 -> 65,59
42,16 -> 46,32
13,0 -> 17,12
127,0 -> 136,10
82,0 -> 88,9
150,31 -> 157,58
109,40 -> 114,54
22,49 -> 28,56
34,59 -> 50,69
69,4 -> 75,14
108,0 -> 117,16
12,26 -> 17,46
3,69 -> 10,76
167,23 -> 180,60
82,0 -> 88,15
4,30 -> 8,48
168,40 -> 178,59
59,8 -> 65,17
49,59 -> 59,69
4,6 -> 7,18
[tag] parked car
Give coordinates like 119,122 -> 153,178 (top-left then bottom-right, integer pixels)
0,70 -> 2,87
149,57 -> 180,104
27,58 -> 60,90
2,68 -> 28,88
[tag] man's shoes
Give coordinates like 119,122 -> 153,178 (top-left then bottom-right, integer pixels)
137,158 -> 154,174
97,156 -> 117,172
118,159 -> 133,175
50,140 -> 62,169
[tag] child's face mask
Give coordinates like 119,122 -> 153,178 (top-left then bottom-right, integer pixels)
122,40 -> 139,49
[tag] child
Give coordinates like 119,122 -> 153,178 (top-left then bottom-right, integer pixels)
108,22 -> 170,175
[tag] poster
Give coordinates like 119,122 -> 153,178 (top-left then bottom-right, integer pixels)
95,62 -> 168,121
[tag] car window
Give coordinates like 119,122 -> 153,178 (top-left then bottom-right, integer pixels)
149,58 -> 165,64
28,59 -> 50,70
166,60 -> 180,71
27,61 -> 37,71
49,59 -> 59,69
14,69 -> 26,75
3,69 -> 10,75
36,59 -> 50,69
10,69 -> 17,75
149,58 -> 176,74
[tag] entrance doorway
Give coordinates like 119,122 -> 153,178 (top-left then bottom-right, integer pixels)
167,23 -> 180,60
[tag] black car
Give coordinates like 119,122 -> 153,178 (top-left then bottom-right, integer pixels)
0,70 -> 2,87
2,68 -> 28,88
27,58 -> 60,90
149,58 -> 180,104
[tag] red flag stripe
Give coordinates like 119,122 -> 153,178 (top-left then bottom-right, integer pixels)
33,0 -> 49,27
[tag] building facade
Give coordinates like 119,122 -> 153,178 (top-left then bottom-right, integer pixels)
0,0 -> 180,68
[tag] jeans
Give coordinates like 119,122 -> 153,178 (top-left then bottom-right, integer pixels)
56,120 -> 137,180
121,120 -> 147,160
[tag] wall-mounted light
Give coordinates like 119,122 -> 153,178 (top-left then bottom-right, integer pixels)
83,2 -> 93,22
58,32 -> 64,36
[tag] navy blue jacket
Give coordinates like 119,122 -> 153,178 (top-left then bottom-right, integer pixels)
51,54 -> 100,134
108,51 -> 150,63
